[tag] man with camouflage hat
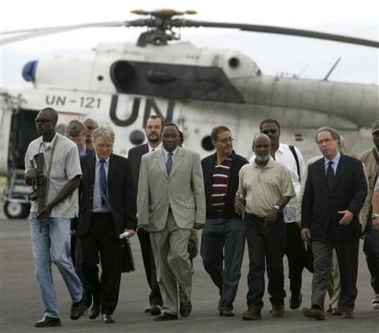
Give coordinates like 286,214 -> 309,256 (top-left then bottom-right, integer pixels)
359,120 -> 379,311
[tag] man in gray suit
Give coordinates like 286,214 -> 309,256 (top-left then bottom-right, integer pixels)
137,123 -> 206,321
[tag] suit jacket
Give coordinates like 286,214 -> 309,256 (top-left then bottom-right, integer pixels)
137,147 -> 206,232
301,154 -> 367,242
77,153 -> 137,237
128,143 -> 149,184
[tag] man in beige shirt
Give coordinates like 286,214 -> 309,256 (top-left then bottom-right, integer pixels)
235,133 -> 295,320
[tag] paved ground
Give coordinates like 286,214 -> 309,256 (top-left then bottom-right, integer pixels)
0,206 -> 378,333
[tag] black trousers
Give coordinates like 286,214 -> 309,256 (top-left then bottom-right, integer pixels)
137,229 -> 163,307
81,213 -> 121,315
285,222 -> 305,296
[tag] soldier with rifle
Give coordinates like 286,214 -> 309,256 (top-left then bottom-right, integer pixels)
24,107 -> 86,328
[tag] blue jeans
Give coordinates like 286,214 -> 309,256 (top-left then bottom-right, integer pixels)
244,213 -> 286,309
29,212 -> 83,318
201,218 -> 245,312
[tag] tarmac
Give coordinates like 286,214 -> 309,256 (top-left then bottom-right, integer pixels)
0,204 -> 378,333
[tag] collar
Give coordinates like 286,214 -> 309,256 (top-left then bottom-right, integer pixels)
162,147 -> 178,159
324,151 -> 341,166
148,142 -> 161,152
95,155 -> 110,164
253,156 -> 275,169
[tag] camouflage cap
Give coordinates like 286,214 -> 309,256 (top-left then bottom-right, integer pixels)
372,121 -> 379,134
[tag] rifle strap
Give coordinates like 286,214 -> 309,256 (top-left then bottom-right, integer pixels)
289,145 -> 301,182
44,136 -> 58,197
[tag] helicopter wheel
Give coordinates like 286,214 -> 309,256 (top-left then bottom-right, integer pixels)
3,201 -> 30,219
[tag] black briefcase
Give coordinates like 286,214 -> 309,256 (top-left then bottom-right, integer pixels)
120,238 -> 135,273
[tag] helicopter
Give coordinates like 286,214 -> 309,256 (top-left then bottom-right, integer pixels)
0,8 -> 378,218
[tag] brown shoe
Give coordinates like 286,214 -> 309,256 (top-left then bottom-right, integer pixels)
343,311 -> 354,319
242,305 -> 261,320
271,304 -> 285,318
302,307 -> 325,320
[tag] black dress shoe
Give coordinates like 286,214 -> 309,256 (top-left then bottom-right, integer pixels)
70,294 -> 86,320
35,316 -> 61,327
144,306 -> 151,313
154,312 -> 178,321
179,301 -> 192,318
150,305 -> 162,316
102,313 -> 115,324
88,304 -> 100,320
290,293 -> 302,309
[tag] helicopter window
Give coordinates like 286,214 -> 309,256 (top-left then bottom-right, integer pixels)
22,60 -> 38,82
110,61 -> 137,91
228,57 -> 240,69
202,136 -> 214,151
9,109 -> 38,169
129,129 -> 145,146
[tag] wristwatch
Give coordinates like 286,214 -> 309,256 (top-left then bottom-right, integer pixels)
273,204 -> 281,211
372,213 -> 379,219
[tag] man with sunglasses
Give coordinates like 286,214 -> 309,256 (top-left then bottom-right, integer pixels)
25,108 -> 86,327
256,119 -> 306,310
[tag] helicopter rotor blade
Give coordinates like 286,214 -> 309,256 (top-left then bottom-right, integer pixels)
0,21 -> 131,45
179,20 -> 379,48
1,16 -> 378,49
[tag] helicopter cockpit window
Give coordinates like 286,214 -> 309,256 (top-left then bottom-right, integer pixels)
22,60 -> 38,83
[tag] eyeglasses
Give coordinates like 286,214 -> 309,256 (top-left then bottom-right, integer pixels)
35,118 -> 51,124
317,138 -> 336,145
218,137 -> 234,144
262,129 -> 277,134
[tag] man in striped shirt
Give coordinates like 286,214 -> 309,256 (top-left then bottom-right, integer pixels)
201,126 -> 248,317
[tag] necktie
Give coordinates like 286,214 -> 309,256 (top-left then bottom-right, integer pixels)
166,152 -> 173,175
326,160 -> 335,189
99,160 -> 110,208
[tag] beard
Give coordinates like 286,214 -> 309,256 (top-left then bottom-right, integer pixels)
255,153 -> 270,163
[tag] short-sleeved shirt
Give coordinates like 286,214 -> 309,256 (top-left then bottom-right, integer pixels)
24,133 -> 82,218
236,157 -> 295,217
250,143 -> 305,222
375,177 -> 379,192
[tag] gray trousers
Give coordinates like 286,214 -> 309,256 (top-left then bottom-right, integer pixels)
150,213 -> 192,315
311,239 -> 359,312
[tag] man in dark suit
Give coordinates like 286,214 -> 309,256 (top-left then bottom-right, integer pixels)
301,126 -> 367,320
128,115 -> 164,315
137,123 -> 205,321
77,126 -> 137,324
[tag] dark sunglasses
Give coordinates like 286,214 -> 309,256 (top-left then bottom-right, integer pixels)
262,129 -> 277,134
35,118 -> 51,124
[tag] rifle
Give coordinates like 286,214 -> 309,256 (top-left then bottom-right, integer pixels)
29,153 -> 47,211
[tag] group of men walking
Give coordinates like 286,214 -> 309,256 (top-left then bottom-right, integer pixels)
24,106 -> 379,328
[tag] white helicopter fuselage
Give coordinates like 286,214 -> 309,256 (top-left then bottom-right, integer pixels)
4,41 -> 374,163
1,25 -> 378,218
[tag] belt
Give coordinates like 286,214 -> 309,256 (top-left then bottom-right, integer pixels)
245,212 -> 266,222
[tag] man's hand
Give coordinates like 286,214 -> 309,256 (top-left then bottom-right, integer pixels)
194,223 -> 204,230
25,168 -> 38,186
138,224 -> 149,232
235,197 -> 246,215
266,208 -> 278,223
37,204 -> 52,218
301,227 -> 311,241
372,216 -> 379,231
338,210 -> 353,225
